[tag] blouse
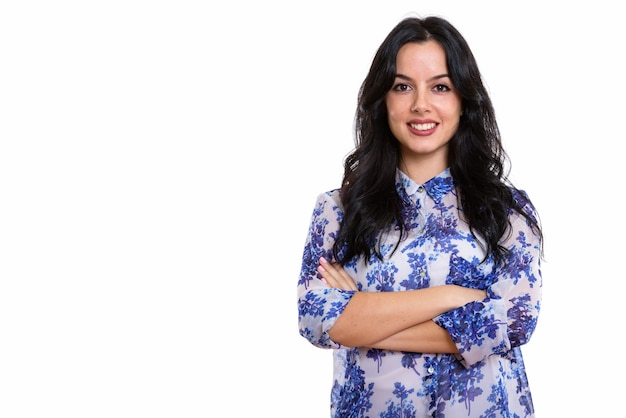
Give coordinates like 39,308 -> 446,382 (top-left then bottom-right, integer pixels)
297,168 -> 542,417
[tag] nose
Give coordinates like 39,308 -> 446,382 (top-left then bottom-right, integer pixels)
411,91 -> 429,113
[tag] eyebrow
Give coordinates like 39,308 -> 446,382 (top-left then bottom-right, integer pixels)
395,73 -> 450,82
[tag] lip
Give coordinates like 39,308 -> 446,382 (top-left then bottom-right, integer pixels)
407,120 -> 438,136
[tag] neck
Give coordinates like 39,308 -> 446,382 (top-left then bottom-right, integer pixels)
399,159 -> 447,184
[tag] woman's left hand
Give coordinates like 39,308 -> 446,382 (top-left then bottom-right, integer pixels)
317,257 -> 359,291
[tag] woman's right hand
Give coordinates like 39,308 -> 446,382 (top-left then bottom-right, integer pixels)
317,257 -> 358,291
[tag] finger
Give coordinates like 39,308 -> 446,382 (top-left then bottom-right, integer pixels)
318,258 -> 358,291
330,264 -> 358,291
317,259 -> 341,285
318,258 -> 343,282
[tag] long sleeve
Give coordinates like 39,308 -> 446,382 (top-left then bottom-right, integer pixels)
433,194 -> 542,368
297,191 -> 355,349
300,171 -> 543,417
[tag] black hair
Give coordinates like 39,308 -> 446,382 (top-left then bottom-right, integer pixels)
333,16 -> 543,265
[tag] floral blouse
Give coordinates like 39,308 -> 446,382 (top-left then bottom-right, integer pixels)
297,169 -> 542,418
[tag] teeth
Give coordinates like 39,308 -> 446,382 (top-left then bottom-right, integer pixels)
410,123 -> 436,131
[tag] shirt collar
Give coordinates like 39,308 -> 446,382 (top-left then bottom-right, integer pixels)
395,168 -> 455,204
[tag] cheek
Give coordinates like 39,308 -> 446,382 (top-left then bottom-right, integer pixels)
386,109 -> 403,133
436,104 -> 462,122
386,107 -> 403,124
386,110 -> 404,139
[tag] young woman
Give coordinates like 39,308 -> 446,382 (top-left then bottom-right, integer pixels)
297,15 -> 544,417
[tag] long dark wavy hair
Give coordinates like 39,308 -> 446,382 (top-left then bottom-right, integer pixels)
333,16 -> 543,266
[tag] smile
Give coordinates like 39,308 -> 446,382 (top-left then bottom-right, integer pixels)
409,122 -> 437,131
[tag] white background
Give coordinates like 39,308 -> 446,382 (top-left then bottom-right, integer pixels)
1,1 -> 623,416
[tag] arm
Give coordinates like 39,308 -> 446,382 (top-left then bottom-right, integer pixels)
318,257 -> 486,348
297,191 -> 485,351
297,191 -> 355,350
369,320 -> 458,353
434,205 -> 543,367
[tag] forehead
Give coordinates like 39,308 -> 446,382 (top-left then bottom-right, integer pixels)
395,41 -> 448,74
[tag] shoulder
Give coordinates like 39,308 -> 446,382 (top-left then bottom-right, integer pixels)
308,189 -> 344,229
315,188 -> 342,206
509,187 -> 541,227
510,188 -> 536,213
511,187 -> 531,206
310,188 -> 343,217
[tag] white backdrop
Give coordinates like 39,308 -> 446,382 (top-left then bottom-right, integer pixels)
1,1 -> 623,416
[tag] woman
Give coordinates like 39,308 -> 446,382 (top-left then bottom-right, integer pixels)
297,15 -> 544,417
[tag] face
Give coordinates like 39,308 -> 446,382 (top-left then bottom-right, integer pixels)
385,41 -> 462,177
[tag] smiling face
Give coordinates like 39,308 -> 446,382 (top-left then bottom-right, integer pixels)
385,40 -> 462,182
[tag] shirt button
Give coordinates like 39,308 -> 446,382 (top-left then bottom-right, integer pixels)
427,366 -> 434,374
417,186 -> 425,193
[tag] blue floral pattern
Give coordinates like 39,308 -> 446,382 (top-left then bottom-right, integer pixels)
298,169 -> 542,417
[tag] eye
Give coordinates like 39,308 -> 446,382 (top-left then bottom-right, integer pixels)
392,83 -> 412,92
432,83 -> 452,93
